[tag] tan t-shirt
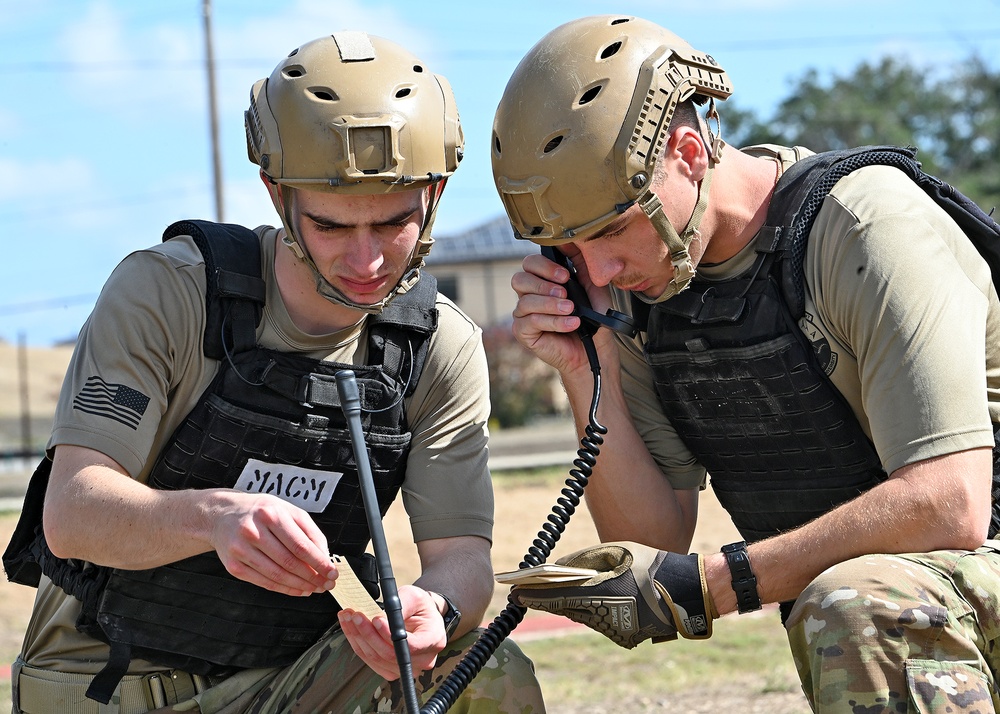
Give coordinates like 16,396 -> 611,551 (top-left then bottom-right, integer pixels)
23,226 -> 494,672
613,146 -> 1000,490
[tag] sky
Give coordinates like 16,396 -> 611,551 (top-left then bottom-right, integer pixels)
1,0 -> 999,346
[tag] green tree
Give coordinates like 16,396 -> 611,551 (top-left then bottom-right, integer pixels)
722,54 -> 1000,212
938,55 -> 1000,209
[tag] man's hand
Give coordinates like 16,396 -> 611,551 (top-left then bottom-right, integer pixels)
208,491 -> 339,597
511,541 -> 715,649
338,585 -> 448,680
44,446 -> 339,597
511,250 -> 620,378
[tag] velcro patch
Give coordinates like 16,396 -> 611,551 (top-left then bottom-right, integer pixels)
234,459 -> 342,513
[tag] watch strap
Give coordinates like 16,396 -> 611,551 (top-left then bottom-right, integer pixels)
431,591 -> 462,640
721,541 -> 762,614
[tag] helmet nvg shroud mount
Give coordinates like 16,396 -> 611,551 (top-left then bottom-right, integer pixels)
246,31 -> 464,312
491,15 -> 732,300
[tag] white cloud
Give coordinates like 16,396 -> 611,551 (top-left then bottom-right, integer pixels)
712,0 -> 872,8
213,0 -> 434,117
0,156 -> 95,205
51,0 -> 434,136
221,0 -> 429,59
60,1 -> 127,66
57,1 -> 202,118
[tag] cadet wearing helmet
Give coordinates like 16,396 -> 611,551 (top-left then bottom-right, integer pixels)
6,32 -> 545,713
497,15 -> 1000,713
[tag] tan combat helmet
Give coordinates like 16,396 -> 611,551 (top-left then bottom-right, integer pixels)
491,15 -> 732,301
246,31 -> 464,312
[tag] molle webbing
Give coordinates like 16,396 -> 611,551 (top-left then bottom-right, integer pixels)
645,274 -> 887,544
758,145 -> 1000,320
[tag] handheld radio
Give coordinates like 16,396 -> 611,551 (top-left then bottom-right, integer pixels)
540,245 -> 638,341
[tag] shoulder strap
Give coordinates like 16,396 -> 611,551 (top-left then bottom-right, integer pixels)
758,144 -> 1000,318
162,220 -> 267,360
369,273 -> 439,396
162,219 -> 439,395
908,166 -> 1000,288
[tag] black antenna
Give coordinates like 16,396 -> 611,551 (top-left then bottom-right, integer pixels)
335,370 -> 420,714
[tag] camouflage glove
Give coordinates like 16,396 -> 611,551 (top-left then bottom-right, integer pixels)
510,541 -> 715,649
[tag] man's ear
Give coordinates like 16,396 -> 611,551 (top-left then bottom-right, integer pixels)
426,178 -> 447,209
670,127 -> 710,182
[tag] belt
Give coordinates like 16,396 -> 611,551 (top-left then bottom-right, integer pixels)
14,659 -> 208,714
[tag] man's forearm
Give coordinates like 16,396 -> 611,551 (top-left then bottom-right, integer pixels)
43,446 -> 219,568
414,535 -> 493,638
706,447 -> 993,615
561,368 -> 696,552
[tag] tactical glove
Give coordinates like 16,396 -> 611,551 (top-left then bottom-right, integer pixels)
510,541 -> 715,649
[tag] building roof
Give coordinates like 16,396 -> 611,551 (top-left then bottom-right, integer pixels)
426,215 -> 537,266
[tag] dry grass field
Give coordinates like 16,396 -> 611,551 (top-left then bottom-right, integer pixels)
0,340 -> 74,453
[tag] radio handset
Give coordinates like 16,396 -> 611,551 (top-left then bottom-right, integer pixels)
540,245 -> 638,339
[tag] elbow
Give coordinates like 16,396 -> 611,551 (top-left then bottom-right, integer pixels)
950,518 -> 989,553
893,448 -> 993,553
42,505 -> 75,559
925,481 -> 991,552
952,472 -> 992,550
956,499 -> 991,551
42,486 -> 89,561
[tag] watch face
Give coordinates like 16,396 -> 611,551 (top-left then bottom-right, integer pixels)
440,594 -> 461,638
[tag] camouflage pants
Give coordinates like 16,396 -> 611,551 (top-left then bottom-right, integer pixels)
151,627 -> 545,714
785,545 -> 1000,713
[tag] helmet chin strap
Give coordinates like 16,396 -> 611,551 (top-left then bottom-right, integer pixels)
266,180 -> 443,314
632,164 -> 714,305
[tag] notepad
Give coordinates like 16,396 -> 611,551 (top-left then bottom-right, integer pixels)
494,564 -> 599,586
329,554 -> 383,618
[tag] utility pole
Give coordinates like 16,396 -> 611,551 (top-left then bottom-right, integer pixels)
202,0 -> 225,222
17,332 -> 31,456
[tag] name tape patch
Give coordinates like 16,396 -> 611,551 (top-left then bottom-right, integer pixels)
234,459 -> 342,513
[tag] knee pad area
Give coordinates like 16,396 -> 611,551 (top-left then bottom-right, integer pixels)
788,554 -> 952,657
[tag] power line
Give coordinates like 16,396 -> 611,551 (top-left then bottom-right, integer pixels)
0,186 -> 209,224
0,295 -> 98,317
1,29 -> 999,74
700,29 -> 1000,52
0,58 -> 266,73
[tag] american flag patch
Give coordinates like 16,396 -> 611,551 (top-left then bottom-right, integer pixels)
73,375 -> 150,430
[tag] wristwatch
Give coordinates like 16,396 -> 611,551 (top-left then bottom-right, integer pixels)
721,541 -> 762,614
433,591 -> 462,640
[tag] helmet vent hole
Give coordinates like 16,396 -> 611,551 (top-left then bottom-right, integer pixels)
308,87 -> 338,102
600,41 -> 622,60
610,18 -> 630,25
282,64 -> 306,79
530,227 -> 543,236
395,87 -> 412,98
413,64 -> 424,73
578,85 -> 603,105
543,135 -> 563,153
493,134 -> 502,154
